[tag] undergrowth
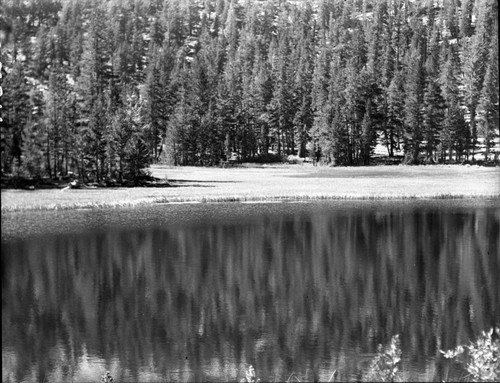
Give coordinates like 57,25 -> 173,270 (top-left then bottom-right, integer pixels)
362,334 -> 402,382
440,327 -> 499,382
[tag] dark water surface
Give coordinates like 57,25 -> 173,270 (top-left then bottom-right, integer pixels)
2,201 -> 500,382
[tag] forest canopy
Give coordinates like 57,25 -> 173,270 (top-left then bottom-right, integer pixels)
0,0 -> 498,183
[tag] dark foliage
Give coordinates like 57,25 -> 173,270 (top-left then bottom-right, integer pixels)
0,0 -> 498,182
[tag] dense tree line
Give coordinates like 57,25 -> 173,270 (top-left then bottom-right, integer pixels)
0,0 -> 498,182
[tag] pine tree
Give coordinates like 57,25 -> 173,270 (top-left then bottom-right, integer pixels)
219,61 -> 241,161
21,88 -> 47,178
168,53 -> 204,165
386,70 -> 405,157
1,63 -> 30,175
45,69 -> 75,177
235,9 -> 258,161
459,0 -> 474,38
378,5 -> 398,158
128,0 -> 147,84
476,20 -> 499,161
422,27 -> 445,163
108,94 -> 150,184
442,0 -> 460,39
460,0 -> 495,160
223,0 -> 239,59
143,49 -> 169,162
311,38 -> 330,116
77,3 -> 113,181
327,68 -> 349,166
360,101 -> 375,165
293,33 -> 314,159
31,25 -> 50,78
251,54 -> 273,157
268,32 -> 292,157
440,42 -> 468,162
403,31 -> 425,164
313,58 -> 349,166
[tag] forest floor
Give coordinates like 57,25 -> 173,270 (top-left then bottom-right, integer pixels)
1,163 -> 499,212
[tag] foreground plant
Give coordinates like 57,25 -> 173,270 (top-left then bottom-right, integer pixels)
363,334 -> 402,382
240,365 -> 260,382
100,371 -> 113,382
440,327 -> 499,382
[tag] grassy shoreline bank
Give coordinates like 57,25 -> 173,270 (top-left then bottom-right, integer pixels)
2,164 -> 499,212
2,192 -> 500,213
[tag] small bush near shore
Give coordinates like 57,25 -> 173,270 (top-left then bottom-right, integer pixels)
440,327 -> 500,382
363,334 -> 403,382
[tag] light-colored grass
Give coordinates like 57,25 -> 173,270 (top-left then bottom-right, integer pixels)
1,164 -> 499,212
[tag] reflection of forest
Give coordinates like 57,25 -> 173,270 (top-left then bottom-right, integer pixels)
2,207 -> 499,382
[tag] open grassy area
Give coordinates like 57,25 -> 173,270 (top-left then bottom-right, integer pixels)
1,164 -> 499,212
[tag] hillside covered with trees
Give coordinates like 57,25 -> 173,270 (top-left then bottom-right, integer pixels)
0,0 -> 498,183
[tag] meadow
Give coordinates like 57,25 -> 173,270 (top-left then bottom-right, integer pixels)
1,164 -> 499,212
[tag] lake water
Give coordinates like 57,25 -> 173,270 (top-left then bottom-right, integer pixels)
2,201 -> 499,382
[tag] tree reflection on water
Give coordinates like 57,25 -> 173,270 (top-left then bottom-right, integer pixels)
2,206 -> 499,382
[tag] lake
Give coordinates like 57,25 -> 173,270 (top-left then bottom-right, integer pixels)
2,200 -> 499,382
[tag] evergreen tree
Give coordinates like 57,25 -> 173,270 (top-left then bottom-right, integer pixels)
403,32 -> 425,164
422,27 -> 445,163
386,69 -> 406,157
440,43 -> 468,162
77,3 -> 113,181
360,100 -> 375,165
460,0 -> 495,160
108,94 -> 150,183
20,88 -> 46,178
45,69 -> 75,177
143,50 -> 169,162
476,20 -> 499,161
251,54 -> 273,157
1,63 -> 30,174
459,0 -> 474,38
293,35 -> 314,158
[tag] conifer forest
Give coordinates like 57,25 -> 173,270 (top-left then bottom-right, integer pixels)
0,0 -> 498,183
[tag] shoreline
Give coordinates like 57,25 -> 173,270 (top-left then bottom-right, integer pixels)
2,192 -> 500,213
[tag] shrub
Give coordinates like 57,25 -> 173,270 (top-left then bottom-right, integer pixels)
285,154 -> 304,164
100,371 -> 113,382
240,365 -> 259,382
440,327 -> 499,382
363,334 -> 402,382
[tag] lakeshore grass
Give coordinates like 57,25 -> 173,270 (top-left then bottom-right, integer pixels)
2,164 -> 499,212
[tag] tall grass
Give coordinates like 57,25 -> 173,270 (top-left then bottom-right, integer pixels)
2,192 -> 499,213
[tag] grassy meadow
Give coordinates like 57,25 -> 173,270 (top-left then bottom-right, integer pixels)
1,164 -> 499,212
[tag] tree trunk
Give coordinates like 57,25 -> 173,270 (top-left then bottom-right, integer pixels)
46,136 -> 52,178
